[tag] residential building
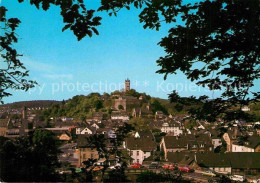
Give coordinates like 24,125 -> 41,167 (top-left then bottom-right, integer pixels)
124,132 -> 157,164
134,131 -> 154,139
196,152 -> 260,175
92,112 -> 103,121
59,143 -> 78,167
132,107 -> 153,118
160,134 -> 214,160
76,135 -> 99,167
111,111 -> 129,121
232,136 -> 260,152
205,129 -> 222,149
160,120 -> 184,136
0,119 -> 10,136
241,106 -> 250,112
155,111 -> 164,119
61,117 -> 74,122
196,153 -> 232,174
76,124 -> 96,135
223,128 -> 242,152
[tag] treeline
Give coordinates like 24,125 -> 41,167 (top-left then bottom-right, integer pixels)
38,90 -> 171,121
39,93 -> 107,121
0,100 -> 61,109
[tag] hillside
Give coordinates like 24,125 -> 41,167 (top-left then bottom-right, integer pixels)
0,100 -> 62,109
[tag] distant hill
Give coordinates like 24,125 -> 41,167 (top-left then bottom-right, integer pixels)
0,100 -> 62,109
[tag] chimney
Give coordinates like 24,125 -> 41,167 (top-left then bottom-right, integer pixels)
234,127 -> 238,139
146,103 -> 150,111
22,107 -> 27,120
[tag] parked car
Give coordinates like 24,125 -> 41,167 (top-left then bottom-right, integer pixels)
93,166 -> 104,171
202,170 -> 216,177
229,175 -> 245,182
108,163 -> 121,170
178,166 -> 193,173
131,163 -> 142,168
163,164 -> 176,170
59,170 -> 72,174
149,162 -> 160,169
249,179 -> 260,183
75,168 -> 82,173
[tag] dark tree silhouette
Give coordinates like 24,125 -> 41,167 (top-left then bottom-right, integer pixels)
0,130 -> 61,182
99,0 -> 260,121
0,6 -> 37,103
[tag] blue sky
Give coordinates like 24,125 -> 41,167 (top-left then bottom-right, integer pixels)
2,0 -> 259,103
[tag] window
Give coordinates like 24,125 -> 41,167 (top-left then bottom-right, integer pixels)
137,151 -> 139,156
83,154 -> 86,159
137,159 -> 139,163
130,151 -> 133,156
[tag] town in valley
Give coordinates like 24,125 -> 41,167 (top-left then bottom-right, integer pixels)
1,79 -> 260,182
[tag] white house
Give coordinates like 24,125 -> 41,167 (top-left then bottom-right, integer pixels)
160,121 -> 183,136
212,137 -> 222,149
231,136 -> 260,152
91,123 -> 100,130
76,126 -> 95,135
232,143 -> 255,152
241,106 -> 250,112
124,134 -> 157,164
61,117 -> 74,122
111,111 -> 129,121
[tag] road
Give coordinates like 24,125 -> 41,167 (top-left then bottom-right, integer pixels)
125,168 -> 219,182
182,172 -> 218,182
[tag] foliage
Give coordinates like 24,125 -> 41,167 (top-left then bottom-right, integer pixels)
40,94 -> 104,120
84,123 -> 134,181
153,0 -> 260,122
0,0 -> 102,102
136,171 -> 187,183
185,119 -> 197,130
151,98 -> 168,115
9,113 -> 22,119
129,117 -> 151,131
0,6 -> 37,103
104,166 -> 129,182
0,130 -> 61,182
217,175 -> 231,183
21,0 -> 102,41
152,129 -> 166,143
100,0 -> 260,122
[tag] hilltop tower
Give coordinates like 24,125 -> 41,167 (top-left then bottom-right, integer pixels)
125,78 -> 130,92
